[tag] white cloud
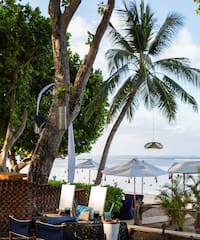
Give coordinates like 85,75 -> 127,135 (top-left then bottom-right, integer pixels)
69,16 -> 89,39
68,16 -> 90,59
68,16 -> 110,77
161,28 -> 200,68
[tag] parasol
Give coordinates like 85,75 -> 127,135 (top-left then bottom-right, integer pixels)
76,159 -> 99,184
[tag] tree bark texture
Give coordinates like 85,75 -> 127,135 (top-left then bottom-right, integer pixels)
28,0 -> 114,184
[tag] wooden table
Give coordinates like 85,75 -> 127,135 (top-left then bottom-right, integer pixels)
65,221 -> 128,240
0,172 -> 27,180
65,221 -> 104,240
36,214 -> 129,240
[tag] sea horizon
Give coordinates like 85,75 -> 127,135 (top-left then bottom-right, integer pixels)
49,154 -> 200,196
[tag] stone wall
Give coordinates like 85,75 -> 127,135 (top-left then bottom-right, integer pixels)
0,179 -> 87,236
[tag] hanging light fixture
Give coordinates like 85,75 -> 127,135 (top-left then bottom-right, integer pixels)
144,109 -> 163,149
144,141 -> 163,149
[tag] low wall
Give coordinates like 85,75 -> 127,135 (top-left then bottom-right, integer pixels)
0,179 -> 87,236
128,225 -> 200,240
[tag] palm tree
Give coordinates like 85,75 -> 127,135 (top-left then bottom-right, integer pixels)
156,176 -> 190,231
95,0 -> 200,184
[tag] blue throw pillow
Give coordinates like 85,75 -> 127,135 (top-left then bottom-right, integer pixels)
76,205 -> 91,220
47,216 -> 77,225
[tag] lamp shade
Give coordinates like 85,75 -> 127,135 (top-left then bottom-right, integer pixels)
144,141 -> 163,149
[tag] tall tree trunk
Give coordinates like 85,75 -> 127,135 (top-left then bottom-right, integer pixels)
28,0 -> 114,184
0,85 -> 28,168
95,93 -> 135,185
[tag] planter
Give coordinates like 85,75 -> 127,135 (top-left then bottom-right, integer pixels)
103,220 -> 120,240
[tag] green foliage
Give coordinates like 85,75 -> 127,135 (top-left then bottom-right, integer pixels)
156,176 -> 190,231
61,0 -> 70,7
103,185 -> 124,214
0,0 -> 108,160
194,0 -> 200,15
57,86 -> 66,99
0,0 -> 53,156
95,0 -> 200,184
98,2 -> 106,15
48,179 -> 67,186
105,0 -> 200,123
187,173 -> 200,209
85,31 -> 94,45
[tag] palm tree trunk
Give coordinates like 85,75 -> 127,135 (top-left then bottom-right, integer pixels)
95,93 -> 135,185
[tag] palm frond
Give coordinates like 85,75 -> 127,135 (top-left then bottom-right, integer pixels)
106,48 -> 137,75
107,22 -> 135,53
114,1 -> 155,52
84,65 -> 131,122
155,58 -> 200,86
107,75 -> 140,123
83,85 -> 109,123
149,12 -> 184,55
83,72 -> 121,122
163,75 -> 198,111
152,76 -> 177,121
126,95 -> 139,121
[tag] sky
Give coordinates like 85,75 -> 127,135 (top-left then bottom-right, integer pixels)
20,0 -> 200,157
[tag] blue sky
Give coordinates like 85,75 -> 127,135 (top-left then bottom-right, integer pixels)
20,1 -> 200,157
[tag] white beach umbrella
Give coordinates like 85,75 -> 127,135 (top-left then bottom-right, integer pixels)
76,159 -> 99,184
168,161 -> 200,174
168,161 -> 200,189
103,158 -> 166,196
103,158 -> 166,224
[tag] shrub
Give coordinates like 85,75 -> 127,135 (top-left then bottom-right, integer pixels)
156,175 -> 190,231
48,180 -> 124,217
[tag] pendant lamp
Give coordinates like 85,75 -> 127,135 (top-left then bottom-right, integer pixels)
144,141 -> 163,149
144,110 -> 163,149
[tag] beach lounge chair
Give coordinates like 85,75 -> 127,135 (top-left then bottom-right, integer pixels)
75,186 -> 107,221
58,184 -> 76,212
43,184 -> 75,215
45,184 -> 77,224
35,221 -> 66,240
88,186 -> 107,218
8,215 -> 35,240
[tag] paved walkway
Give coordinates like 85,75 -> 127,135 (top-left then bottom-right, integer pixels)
124,215 -> 168,226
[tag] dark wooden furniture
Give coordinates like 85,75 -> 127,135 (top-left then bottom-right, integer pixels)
65,221 -> 104,240
8,216 -> 35,240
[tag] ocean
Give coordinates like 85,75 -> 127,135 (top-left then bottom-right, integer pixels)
49,155 -> 200,196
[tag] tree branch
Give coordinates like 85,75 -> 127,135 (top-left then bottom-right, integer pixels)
70,0 -> 115,122
10,154 -> 32,173
49,0 -> 61,20
49,0 -> 81,33
13,109 -> 28,144
61,0 -> 81,30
